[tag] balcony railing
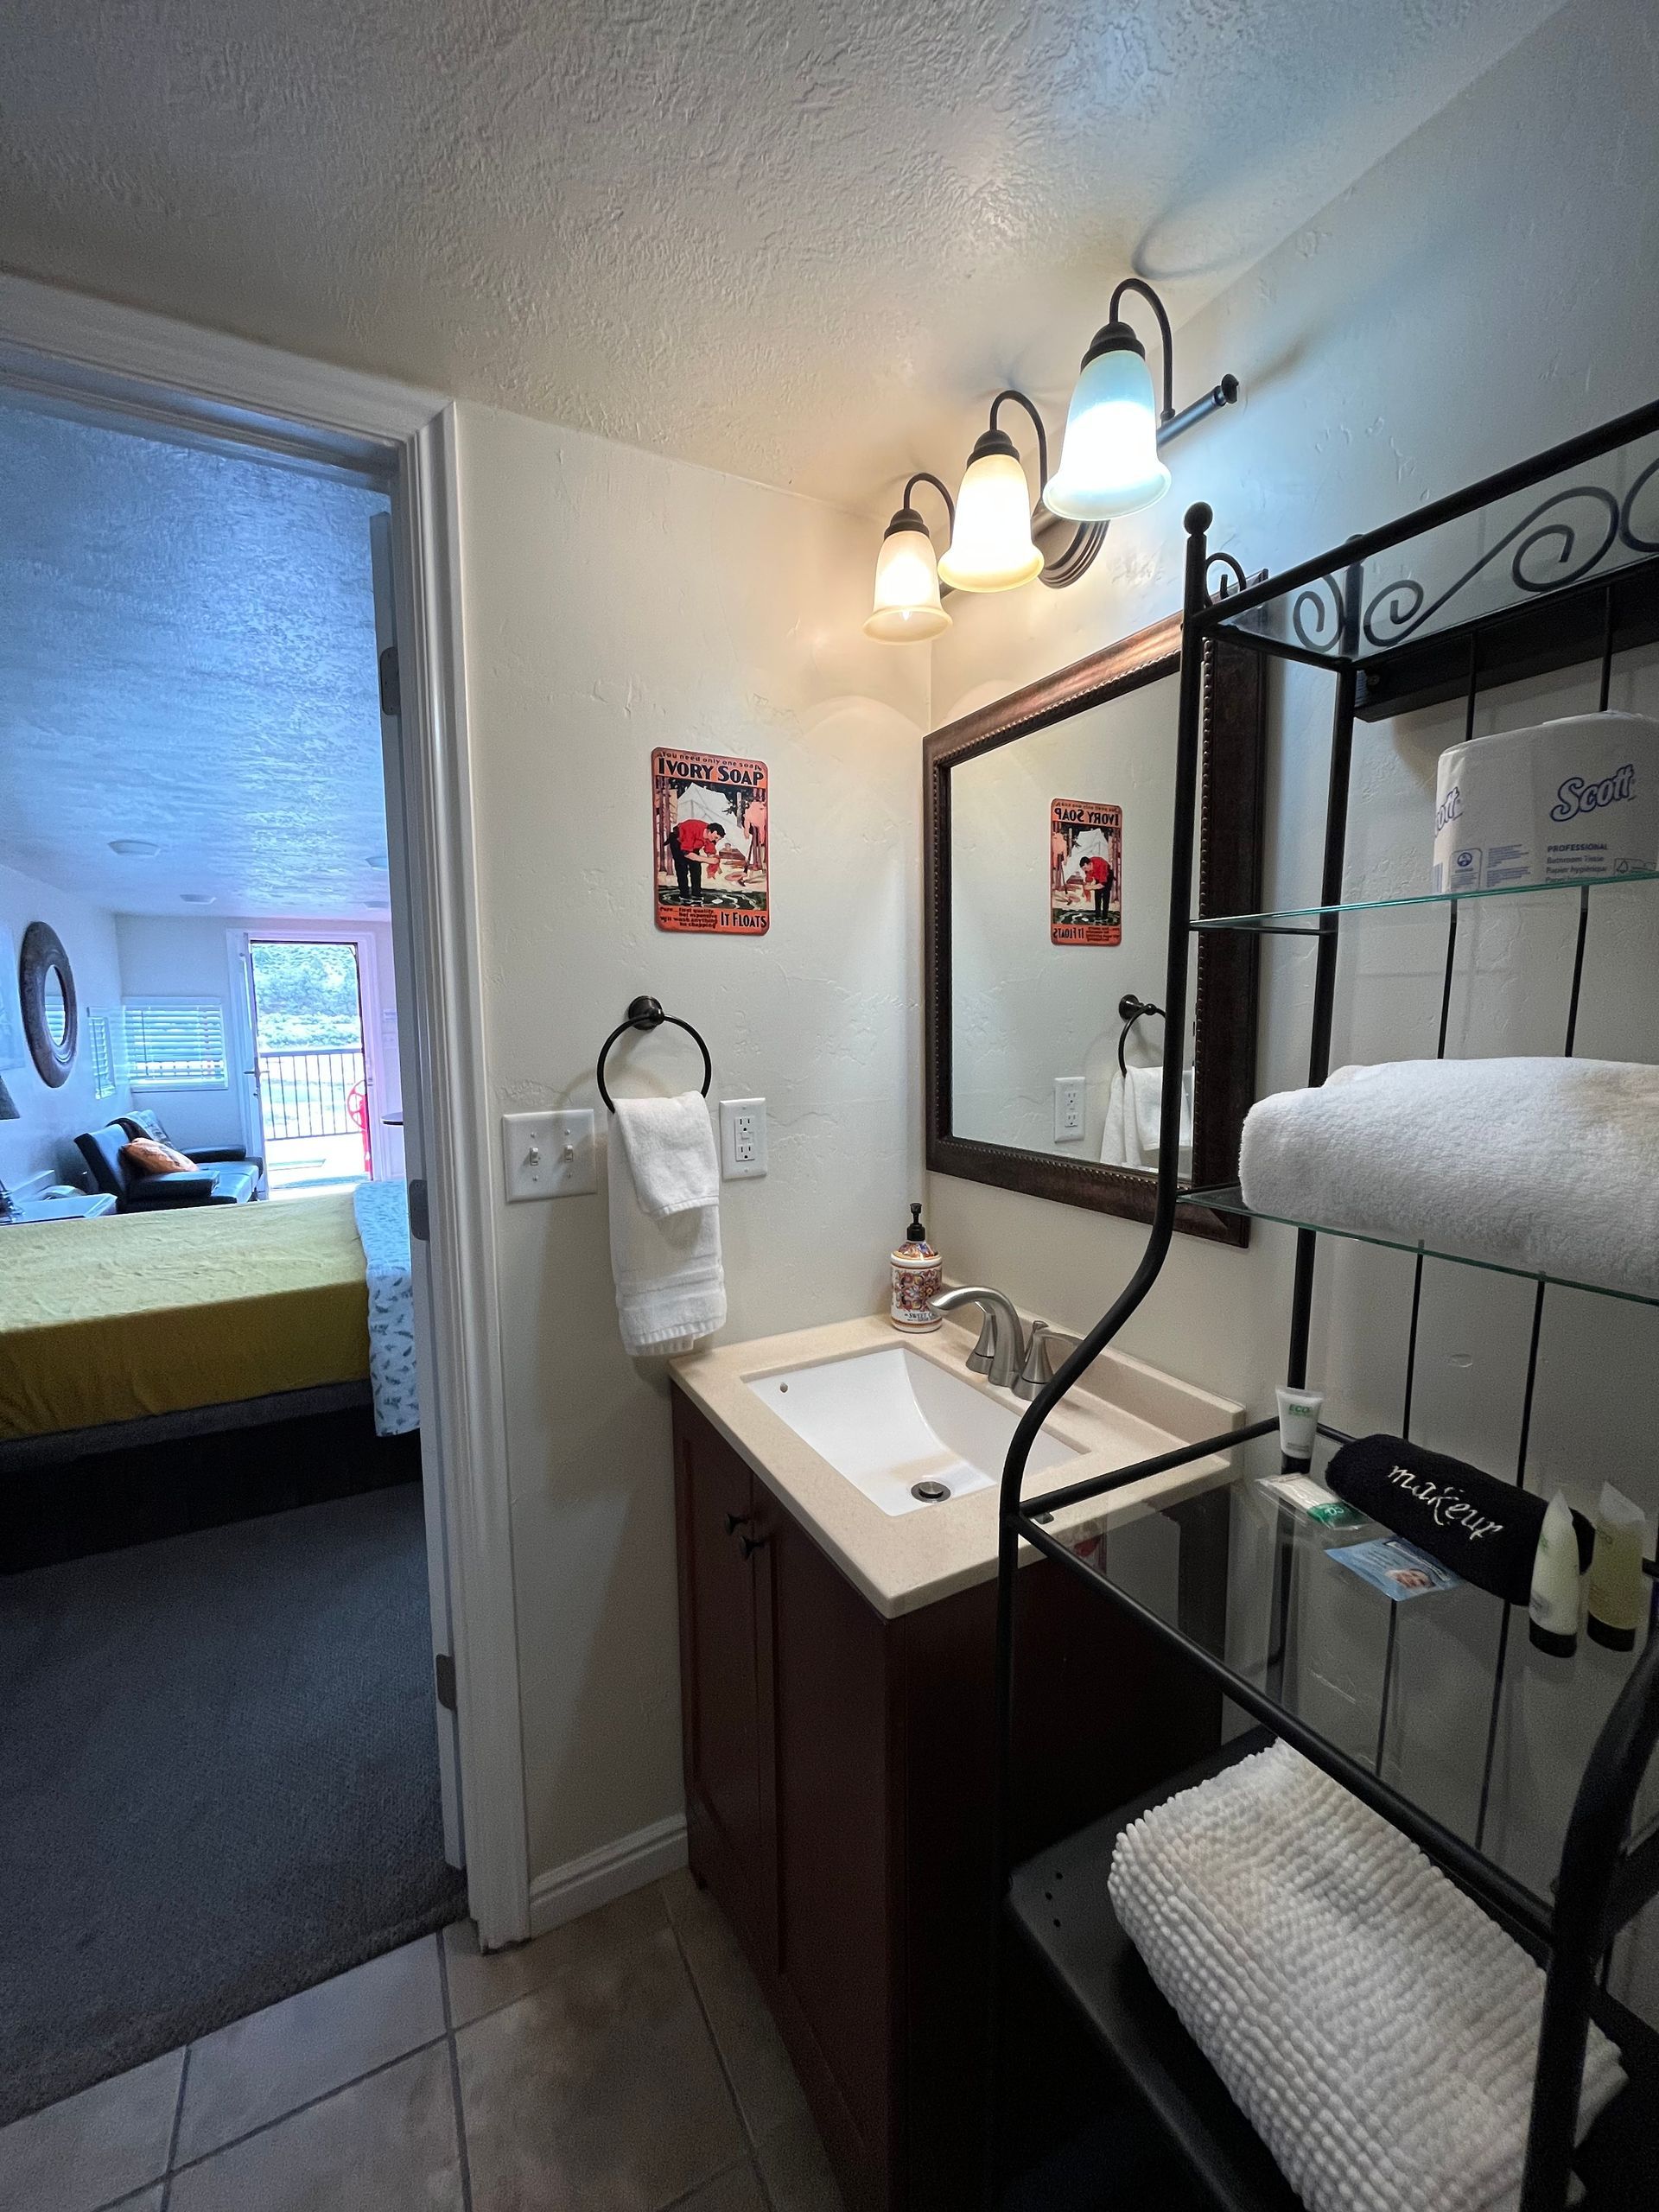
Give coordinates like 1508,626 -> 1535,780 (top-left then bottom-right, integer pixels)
257,1048 -> 367,1144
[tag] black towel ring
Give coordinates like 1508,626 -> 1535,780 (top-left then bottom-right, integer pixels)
595,996 -> 713,1114
1116,993 -> 1165,1077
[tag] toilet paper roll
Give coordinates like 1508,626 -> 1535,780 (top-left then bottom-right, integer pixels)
1433,709 -> 1659,894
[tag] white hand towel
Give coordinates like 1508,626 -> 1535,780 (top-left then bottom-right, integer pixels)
1238,1057 -> 1659,1300
1101,1071 -> 1132,1167
613,1091 -> 719,1218
1109,1742 -> 1625,2212
607,1128 -> 726,1357
1102,1065 -> 1194,1172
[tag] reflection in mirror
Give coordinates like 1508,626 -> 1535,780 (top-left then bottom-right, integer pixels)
925,612 -> 1267,1238
950,671 -> 1199,1168
43,969 -> 67,1047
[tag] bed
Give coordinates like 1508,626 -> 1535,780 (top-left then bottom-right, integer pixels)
0,1192 -> 377,1465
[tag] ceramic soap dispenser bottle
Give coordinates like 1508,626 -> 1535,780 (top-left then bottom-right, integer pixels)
890,1203 -> 943,1333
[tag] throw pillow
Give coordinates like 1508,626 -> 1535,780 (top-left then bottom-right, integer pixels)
121,1136 -> 196,1176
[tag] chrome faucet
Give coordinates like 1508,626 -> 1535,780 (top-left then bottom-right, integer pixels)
1014,1322 -> 1084,1402
927,1285 -> 1027,1390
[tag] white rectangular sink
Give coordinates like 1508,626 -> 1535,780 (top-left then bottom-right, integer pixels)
746,1344 -> 1080,1516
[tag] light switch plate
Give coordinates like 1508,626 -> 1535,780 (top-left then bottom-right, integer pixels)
1054,1076 -> 1086,1143
719,1096 -> 767,1179
503,1109 -> 596,1201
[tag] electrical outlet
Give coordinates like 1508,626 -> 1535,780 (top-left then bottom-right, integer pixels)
502,1109 -> 596,1201
1054,1076 -> 1086,1143
719,1096 -> 767,1179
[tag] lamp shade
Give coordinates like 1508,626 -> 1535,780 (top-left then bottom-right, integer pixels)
864,509 -> 950,642
1044,324 -> 1170,522
938,432 -> 1043,592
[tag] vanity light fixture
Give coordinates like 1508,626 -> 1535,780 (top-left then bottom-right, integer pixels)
870,276 -> 1239,632
865,471 -> 956,641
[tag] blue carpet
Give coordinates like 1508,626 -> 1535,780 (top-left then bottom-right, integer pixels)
0,1483 -> 466,2124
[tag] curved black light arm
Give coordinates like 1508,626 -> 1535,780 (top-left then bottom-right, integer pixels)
988,388 -> 1050,492
902,470 -> 955,531
1109,276 -> 1176,423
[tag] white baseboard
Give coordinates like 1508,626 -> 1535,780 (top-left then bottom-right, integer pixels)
526,1813 -> 689,1940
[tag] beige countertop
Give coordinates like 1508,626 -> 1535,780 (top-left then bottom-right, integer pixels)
671,1310 -> 1245,1619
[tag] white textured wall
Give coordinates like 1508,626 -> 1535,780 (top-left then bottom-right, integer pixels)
0,861 -> 127,1190
450,404 -> 926,1880
927,0 -> 1659,2003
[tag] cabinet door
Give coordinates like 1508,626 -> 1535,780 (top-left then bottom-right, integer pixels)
758,1498 -> 897,2212
672,1390 -> 770,1963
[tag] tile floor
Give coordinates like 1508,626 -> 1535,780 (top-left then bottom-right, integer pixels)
0,1872 -> 847,2212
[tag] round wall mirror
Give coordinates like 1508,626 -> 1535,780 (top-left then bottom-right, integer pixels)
19,921 -> 78,1087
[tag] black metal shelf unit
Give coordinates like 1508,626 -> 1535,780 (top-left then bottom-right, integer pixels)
989,397 -> 1659,2212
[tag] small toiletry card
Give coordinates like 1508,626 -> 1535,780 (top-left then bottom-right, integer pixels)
1258,1472 -> 1366,1529
1331,1536 -> 1463,1601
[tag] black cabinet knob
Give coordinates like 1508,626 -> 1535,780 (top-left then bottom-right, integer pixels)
739,1532 -> 770,1560
724,1511 -> 748,1535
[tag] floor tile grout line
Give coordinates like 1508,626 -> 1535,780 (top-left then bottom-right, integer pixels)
157,2039 -> 191,2209
437,1935 -> 475,2212
162,2029 -> 451,2180
666,1912 -> 762,2168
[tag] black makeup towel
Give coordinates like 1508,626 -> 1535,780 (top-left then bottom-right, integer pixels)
1326,1434 -> 1592,1603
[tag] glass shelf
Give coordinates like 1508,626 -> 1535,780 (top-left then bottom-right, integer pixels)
1176,1183 -> 1659,1309
1192,867 -> 1659,934
1025,1424 -> 1659,1928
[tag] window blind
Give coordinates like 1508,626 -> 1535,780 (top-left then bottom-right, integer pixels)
88,1008 -> 119,1100
122,1001 -> 229,1090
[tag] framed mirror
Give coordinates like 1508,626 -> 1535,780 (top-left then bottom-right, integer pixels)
19,920 -> 79,1088
924,609 -> 1267,1242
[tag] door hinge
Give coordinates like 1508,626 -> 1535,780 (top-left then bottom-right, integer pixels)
378,643 -> 401,718
435,1651 -> 457,1712
407,1177 -> 429,1241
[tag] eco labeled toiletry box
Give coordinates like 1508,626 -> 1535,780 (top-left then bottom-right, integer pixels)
1433,709 -> 1659,893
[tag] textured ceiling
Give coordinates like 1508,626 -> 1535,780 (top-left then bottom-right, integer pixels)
0,399 -> 392,918
0,0 -> 1563,512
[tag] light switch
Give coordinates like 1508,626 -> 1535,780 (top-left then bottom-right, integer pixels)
503,1109 -> 596,1201
1054,1076 -> 1086,1143
719,1096 -> 767,1179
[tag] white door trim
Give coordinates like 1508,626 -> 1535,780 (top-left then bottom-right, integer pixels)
0,273 -> 531,1946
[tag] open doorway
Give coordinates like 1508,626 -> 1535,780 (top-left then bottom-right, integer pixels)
240,932 -> 395,1198
0,378 -> 468,2124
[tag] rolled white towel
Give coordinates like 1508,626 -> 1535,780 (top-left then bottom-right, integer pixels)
1109,1743 -> 1625,2212
1238,1057 -> 1659,1300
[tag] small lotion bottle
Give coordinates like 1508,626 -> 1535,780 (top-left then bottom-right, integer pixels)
1275,1385 -> 1325,1469
1529,1490 -> 1583,1657
1587,1482 -> 1647,1652
889,1204 -> 943,1333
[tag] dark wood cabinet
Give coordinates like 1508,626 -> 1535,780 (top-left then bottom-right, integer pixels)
672,1382 -> 1224,2212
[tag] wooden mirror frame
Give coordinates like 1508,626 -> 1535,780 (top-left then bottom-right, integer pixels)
924,608 -> 1267,1243
19,920 -> 78,1090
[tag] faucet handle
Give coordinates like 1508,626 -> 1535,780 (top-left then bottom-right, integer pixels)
1014,1323 -> 1084,1401
963,1308 -> 998,1374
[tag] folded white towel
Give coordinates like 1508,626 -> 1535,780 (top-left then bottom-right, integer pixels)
1102,1065 -> 1194,1172
1109,1743 -> 1625,2212
607,1126 -> 725,1357
613,1091 -> 719,1218
1239,1057 -> 1659,1300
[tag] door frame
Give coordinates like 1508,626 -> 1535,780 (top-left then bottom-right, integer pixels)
0,273 -> 531,1945
233,926 -> 388,1184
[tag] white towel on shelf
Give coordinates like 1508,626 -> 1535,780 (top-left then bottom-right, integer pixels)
1109,1743 -> 1625,2212
607,1124 -> 725,1357
1238,1057 -> 1659,1300
612,1091 -> 719,1218
1102,1065 -> 1194,1172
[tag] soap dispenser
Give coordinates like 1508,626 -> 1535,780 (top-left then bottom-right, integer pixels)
890,1203 -> 944,1333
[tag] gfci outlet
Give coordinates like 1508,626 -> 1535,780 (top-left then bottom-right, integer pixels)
719,1096 -> 768,1180
1054,1076 -> 1086,1143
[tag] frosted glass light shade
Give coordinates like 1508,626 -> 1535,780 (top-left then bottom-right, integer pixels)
1044,340 -> 1170,522
864,518 -> 950,642
938,446 -> 1042,592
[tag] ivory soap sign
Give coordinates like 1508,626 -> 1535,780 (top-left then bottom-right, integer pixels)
1051,799 -> 1122,945
652,748 -> 770,935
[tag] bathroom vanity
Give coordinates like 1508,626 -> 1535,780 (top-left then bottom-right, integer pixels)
670,1315 -> 1241,2212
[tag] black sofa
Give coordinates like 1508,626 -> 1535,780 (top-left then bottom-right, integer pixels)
76,1112 -> 264,1212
